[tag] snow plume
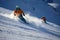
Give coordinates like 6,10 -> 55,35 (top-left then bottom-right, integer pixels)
0,11 -> 60,28
0,11 -> 43,26
24,13 -> 43,26
24,12 -> 60,27
0,11 -> 19,20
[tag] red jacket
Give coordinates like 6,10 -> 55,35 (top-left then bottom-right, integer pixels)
14,9 -> 24,16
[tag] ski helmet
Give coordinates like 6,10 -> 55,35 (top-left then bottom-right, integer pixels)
16,5 -> 20,10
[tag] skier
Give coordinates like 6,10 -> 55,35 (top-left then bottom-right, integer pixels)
14,5 -> 25,17
14,6 -> 27,23
41,16 -> 47,23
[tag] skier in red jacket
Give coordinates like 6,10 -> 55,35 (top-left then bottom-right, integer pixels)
14,6 -> 25,17
14,6 -> 27,23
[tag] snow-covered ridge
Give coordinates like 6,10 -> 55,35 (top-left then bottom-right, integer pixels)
48,3 -> 59,8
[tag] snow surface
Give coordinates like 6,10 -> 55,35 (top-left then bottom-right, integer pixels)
0,7 -> 60,40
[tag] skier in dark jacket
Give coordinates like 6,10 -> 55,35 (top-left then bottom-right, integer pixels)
41,16 -> 47,23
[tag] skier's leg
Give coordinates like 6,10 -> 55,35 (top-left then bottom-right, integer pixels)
44,20 -> 47,23
18,15 -> 27,23
45,21 -> 46,23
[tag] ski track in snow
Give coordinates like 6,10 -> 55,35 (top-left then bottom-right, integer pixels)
0,7 -> 60,40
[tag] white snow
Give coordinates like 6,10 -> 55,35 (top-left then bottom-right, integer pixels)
0,7 -> 60,40
48,3 -> 59,8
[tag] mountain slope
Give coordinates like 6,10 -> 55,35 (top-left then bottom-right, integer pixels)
0,7 -> 60,40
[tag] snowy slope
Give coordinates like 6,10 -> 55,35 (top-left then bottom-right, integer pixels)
0,7 -> 60,40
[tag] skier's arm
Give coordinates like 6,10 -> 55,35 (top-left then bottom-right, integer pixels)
23,12 -> 25,16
